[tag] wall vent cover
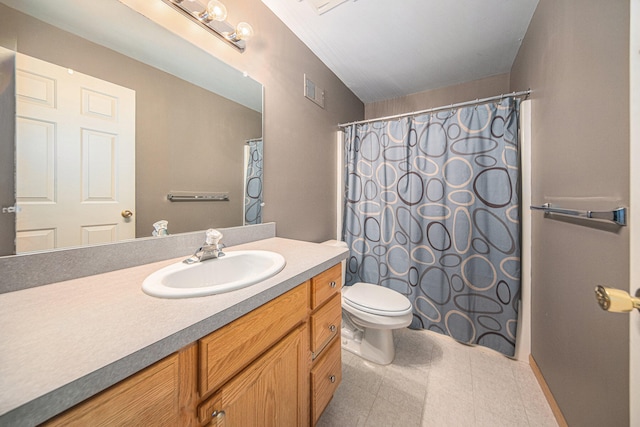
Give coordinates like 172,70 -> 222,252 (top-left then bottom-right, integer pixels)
304,0 -> 350,15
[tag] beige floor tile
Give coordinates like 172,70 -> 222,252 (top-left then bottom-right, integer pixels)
422,388 -> 476,426
365,394 -> 423,427
318,329 -> 558,427
376,373 -> 427,413
475,406 -> 529,427
316,405 -> 369,427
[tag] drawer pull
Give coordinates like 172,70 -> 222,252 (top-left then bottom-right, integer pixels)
330,281 -> 337,288
329,324 -> 337,333
211,410 -> 226,419
329,375 -> 336,383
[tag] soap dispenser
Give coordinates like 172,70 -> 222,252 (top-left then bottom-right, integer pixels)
152,220 -> 169,236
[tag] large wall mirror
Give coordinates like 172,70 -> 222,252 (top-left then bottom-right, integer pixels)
0,0 -> 264,256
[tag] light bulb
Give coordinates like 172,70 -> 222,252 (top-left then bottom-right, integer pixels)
207,1 -> 227,20
198,0 -> 227,22
234,22 -> 254,41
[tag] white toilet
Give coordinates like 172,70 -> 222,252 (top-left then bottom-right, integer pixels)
322,241 -> 413,365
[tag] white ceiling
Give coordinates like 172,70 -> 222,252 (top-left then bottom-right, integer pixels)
261,0 -> 539,104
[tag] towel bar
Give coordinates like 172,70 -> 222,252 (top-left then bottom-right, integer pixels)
167,193 -> 229,202
530,203 -> 627,226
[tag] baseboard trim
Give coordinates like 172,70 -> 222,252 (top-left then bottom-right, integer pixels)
529,354 -> 569,427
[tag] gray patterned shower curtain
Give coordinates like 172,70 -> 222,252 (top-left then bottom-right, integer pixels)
244,139 -> 263,225
342,98 -> 521,356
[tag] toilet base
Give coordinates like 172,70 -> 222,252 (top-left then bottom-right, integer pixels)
341,325 -> 396,365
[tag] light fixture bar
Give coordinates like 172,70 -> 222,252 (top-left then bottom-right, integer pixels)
160,0 -> 249,52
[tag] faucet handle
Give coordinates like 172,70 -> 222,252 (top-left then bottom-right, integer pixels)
205,229 -> 223,245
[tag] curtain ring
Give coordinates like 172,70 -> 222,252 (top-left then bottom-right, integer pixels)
474,99 -> 479,110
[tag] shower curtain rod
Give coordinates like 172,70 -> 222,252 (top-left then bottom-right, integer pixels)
338,89 -> 531,128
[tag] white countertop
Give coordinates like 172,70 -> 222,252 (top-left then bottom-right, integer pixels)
0,237 -> 348,426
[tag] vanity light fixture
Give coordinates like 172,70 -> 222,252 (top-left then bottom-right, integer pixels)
162,0 -> 254,52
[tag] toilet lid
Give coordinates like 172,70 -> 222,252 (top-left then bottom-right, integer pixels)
343,282 -> 413,317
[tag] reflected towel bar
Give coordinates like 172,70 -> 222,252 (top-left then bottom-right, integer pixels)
530,203 -> 627,226
167,193 -> 229,202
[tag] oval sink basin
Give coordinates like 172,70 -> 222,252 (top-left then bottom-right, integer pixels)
142,250 -> 286,298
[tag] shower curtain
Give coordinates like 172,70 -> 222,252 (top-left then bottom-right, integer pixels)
342,98 -> 521,356
244,139 -> 263,225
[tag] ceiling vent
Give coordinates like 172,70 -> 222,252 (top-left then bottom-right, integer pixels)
303,0 -> 352,15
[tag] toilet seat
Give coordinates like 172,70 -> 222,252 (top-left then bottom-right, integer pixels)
343,282 -> 413,317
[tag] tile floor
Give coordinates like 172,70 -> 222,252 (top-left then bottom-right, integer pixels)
317,328 -> 558,427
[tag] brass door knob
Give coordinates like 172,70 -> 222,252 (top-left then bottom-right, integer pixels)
595,286 -> 640,313
121,210 -> 134,218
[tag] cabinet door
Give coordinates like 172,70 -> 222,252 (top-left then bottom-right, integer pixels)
198,325 -> 309,427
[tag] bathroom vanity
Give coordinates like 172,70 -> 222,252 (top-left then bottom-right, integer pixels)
0,237 -> 347,426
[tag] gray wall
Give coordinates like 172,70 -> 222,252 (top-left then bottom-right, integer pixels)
510,0 -> 630,425
188,0 -> 365,242
0,5 -> 262,240
365,73 -> 510,119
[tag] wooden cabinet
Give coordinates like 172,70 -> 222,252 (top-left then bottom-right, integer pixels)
44,343 -> 198,427
310,337 -> 342,424
310,293 -> 341,357
42,264 -> 343,427
309,264 -> 342,425
197,285 -> 310,426
198,325 -> 308,426
199,284 -> 309,397
310,263 -> 341,310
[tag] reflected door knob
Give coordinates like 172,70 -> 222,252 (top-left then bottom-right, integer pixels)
595,286 -> 640,313
121,210 -> 134,218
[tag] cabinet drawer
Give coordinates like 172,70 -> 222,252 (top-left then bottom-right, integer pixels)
310,293 -> 341,358
199,283 -> 309,397
311,264 -> 341,310
310,337 -> 341,425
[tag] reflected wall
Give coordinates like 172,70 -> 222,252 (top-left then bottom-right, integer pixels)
0,4 -> 262,247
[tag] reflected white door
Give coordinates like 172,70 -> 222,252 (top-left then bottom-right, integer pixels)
630,0 -> 639,423
15,53 -> 135,253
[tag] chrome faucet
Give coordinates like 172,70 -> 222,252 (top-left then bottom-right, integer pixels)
184,229 -> 225,264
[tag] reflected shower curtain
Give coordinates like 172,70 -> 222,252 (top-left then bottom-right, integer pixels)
342,98 -> 521,356
244,139 -> 263,225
